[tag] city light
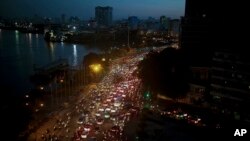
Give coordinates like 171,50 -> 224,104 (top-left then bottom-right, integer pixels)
40,103 -> 44,107
3,1 -> 245,140
89,64 -> 102,73
144,91 -> 151,100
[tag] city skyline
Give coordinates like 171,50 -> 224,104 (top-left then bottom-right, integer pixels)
0,0 -> 185,20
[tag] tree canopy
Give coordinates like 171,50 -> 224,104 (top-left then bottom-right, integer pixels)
137,47 -> 191,99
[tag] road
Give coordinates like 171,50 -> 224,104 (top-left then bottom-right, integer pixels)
26,48 -> 161,141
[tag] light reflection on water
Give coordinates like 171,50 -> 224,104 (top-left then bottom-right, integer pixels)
28,33 -> 32,46
15,30 -> 20,55
73,44 -> 77,66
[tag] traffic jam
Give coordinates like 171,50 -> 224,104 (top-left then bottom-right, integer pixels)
72,53 -> 146,141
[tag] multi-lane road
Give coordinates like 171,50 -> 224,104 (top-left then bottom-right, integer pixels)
27,48 -> 156,141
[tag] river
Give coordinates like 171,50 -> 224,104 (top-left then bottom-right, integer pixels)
0,29 -> 100,97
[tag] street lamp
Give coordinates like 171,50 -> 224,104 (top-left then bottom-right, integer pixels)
89,64 -> 102,73
89,64 -> 103,82
40,86 -> 44,90
40,103 -> 44,107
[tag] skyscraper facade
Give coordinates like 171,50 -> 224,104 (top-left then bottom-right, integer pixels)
180,0 -> 213,66
181,0 -> 250,121
95,6 -> 113,27
210,50 -> 250,110
159,16 -> 169,31
128,16 -> 139,30
169,19 -> 180,37
181,0 -> 245,66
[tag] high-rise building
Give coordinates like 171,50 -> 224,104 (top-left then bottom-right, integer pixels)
180,0 -> 213,66
182,0 -> 250,121
145,17 -> 159,31
181,0 -> 246,66
169,19 -> 180,37
95,6 -> 113,27
128,16 -> 139,30
159,16 -> 170,31
210,50 -> 250,110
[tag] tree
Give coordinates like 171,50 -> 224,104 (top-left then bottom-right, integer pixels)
137,48 -> 191,99
83,52 -> 101,66
83,52 -> 102,83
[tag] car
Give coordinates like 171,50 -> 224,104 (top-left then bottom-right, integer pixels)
96,118 -> 104,125
80,131 -> 88,139
77,117 -> 84,124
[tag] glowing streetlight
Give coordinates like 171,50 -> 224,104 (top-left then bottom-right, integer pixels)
40,86 -> 44,90
89,64 -> 102,73
40,103 -> 44,107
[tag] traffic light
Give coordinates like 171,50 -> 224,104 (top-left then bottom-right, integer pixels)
144,91 -> 151,100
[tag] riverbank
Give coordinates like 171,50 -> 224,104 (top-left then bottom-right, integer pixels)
0,25 -> 44,34
0,29 -> 101,141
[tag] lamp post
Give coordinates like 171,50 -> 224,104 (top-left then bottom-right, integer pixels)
60,79 -> 64,102
89,64 -> 102,73
89,64 -> 102,82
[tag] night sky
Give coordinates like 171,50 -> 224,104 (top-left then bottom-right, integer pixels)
0,0 -> 185,20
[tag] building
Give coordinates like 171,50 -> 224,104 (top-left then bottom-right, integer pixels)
181,0 -> 246,66
210,50 -> 250,114
178,67 -> 209,105
128,16 -> 139,30
180,0 -> 213,66
169,19 -> 180,37
181,0 -> 250,121
95,6 -> 113,27
87,18 -> 97,29
159,16 -> 170,31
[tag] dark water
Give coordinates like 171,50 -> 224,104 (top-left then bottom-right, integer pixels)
0,29 -> 101,140
0,29 -> 99,97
